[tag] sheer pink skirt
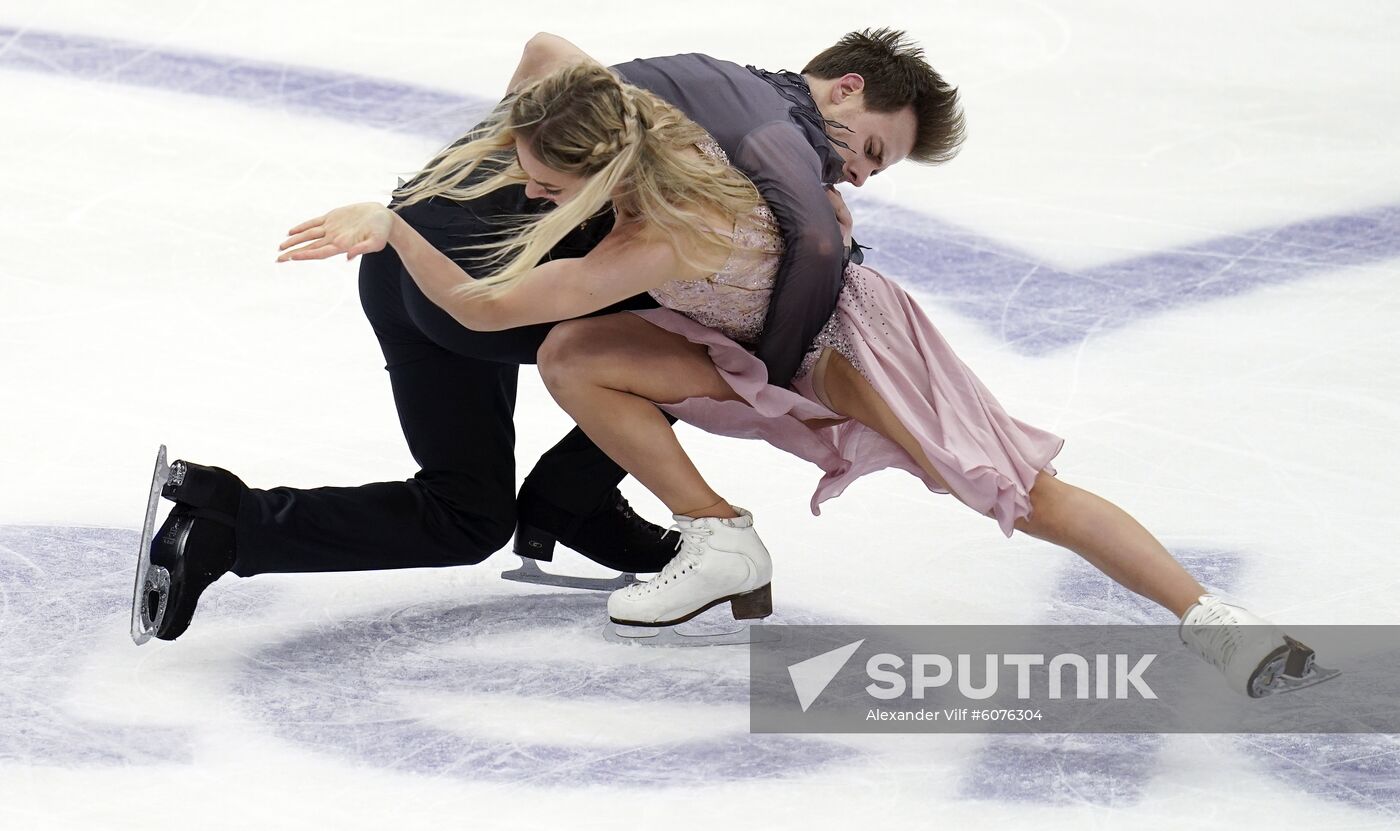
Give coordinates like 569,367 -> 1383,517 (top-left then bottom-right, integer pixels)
628,265 -> 1064,537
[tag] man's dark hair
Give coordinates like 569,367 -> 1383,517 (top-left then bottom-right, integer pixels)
803,28 -> 965,165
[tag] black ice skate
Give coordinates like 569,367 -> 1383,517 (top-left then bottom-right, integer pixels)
130,447 -> 243,644
503,489 -> 680,591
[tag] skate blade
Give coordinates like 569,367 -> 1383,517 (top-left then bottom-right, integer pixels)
603,621 -> 773,647
1254,664 -> 1342,697
500,557 -> 637,592
130,445 -> 171,645
1251,638 -> 1343,697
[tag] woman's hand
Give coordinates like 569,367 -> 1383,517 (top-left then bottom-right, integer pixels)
277,202 -> 394,262
825,186 -> 853,250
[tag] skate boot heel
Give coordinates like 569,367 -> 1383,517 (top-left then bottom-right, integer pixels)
512,523 -> 557,562
729,583 -> 772,620
148,505 -> 237,641
503,523 -> 637,591
1282,636 -> 1316,677
515,488 -> 680,574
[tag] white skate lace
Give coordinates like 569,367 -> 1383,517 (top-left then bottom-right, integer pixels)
629,522 -> 712,597
1181,601 -> 1243,672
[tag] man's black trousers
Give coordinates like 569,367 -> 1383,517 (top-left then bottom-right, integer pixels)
230,186 -> 653,576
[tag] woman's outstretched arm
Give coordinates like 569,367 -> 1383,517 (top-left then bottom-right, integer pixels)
276,202 -> 719,331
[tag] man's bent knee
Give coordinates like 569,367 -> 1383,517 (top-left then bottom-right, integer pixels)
427,512 -> 513,566
415,477 -> 517,565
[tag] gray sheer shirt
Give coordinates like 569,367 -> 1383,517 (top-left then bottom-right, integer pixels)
613,53 -> 847,387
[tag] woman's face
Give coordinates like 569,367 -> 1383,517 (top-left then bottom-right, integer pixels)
516,140 -> 587,205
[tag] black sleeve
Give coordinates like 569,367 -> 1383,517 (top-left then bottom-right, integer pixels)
733,122 -> 846,387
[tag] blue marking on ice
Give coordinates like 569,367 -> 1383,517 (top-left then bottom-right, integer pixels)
3,25 -> 1397,356
959,550 -> 1241,806
0,525 -> 858,782
0,25 -> 480,139
1241,734 -> 1400,817
958,555 -> 1400,815
6,525 -> 1395,813
229,593 -> 858,785
0,526 -> 192,767
848,200 -> 1400,353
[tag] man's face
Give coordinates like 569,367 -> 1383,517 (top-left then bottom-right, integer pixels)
816,74 -> 918,187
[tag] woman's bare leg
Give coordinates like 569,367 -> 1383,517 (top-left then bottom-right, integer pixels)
814,349 -> 1205,617
537,315 -> 742,519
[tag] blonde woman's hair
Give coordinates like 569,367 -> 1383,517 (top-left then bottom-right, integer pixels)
394,62 -> 762,295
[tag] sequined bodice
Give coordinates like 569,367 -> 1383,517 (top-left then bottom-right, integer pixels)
647,140 -> 783,346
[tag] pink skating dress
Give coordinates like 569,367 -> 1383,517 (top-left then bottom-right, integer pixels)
629,144 -> 1065,537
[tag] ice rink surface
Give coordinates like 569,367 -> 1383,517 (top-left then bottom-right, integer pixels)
2,2 -> 1398,828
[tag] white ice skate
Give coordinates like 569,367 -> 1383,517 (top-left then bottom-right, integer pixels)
604,508 -> 772,647
1178,594 -> 1340,698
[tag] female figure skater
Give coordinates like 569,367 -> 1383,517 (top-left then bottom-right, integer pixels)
278,59 -> 1331,697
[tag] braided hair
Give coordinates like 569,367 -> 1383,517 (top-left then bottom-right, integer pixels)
395,62 -> 760,295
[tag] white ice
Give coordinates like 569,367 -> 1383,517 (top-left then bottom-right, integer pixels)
2,2 -> 1399,829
